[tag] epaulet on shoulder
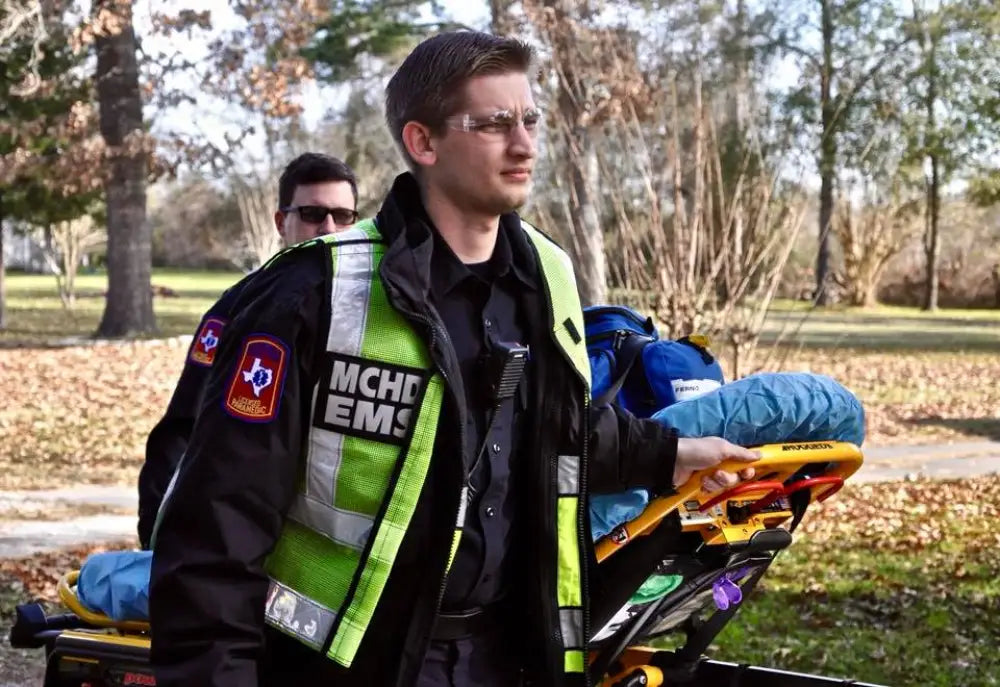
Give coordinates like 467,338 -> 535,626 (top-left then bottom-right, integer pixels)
259,239 -> 318,272
260,218 -> 383,271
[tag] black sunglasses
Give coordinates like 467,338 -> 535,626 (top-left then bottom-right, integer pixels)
281,205 -> 359,226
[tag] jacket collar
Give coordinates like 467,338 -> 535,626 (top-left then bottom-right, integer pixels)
375,172 -> 539,302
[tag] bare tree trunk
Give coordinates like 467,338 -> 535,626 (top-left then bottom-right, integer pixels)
923,152 -> 940,310
816,0 -> 835,306
42,223 -> 69,308
992,264 -> 1000,308
94,0 -> 154,337
544,0 -> 606,306
730,0 -> 750,263
234,176 -> 281,268
566,129 -> 605,306
0,192 -> 6,330
922,36 -> 940,311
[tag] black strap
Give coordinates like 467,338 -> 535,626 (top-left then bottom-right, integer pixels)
786,487 -> 812,533
594,333 -> 653,407
466,402 -> 502,503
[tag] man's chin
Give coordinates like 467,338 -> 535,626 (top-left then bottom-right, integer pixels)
501,187 -> 531,212
462,186 -> 532,216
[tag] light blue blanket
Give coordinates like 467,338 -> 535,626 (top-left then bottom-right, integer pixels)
77,549 -> 151,622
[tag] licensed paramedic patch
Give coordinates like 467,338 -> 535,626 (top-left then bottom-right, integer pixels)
224,334 -> 289,422
314,352 -> 428,445
188,316 -> 227,367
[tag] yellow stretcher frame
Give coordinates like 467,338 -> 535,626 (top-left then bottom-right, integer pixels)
58,570 -> 150,634
594,441 -> 863,562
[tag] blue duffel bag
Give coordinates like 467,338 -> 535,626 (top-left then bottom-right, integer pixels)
585,305 -> 725,418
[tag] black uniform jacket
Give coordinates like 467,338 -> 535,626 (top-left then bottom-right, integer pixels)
149,173 -> 679,687
137,274 -> 254,549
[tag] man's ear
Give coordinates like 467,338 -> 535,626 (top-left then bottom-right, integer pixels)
401,121 -> 438,168
274,210 -> 286,238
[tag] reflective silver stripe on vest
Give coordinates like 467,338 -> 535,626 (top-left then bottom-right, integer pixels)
456,484 -> 469,526
559,607 -> 584,649
557,454 -> 580,495
264,578 -> 339,650
285,493 -> 374,551
288,235 -> 375,550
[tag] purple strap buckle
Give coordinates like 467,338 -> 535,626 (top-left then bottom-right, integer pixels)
712,567 -> 750,611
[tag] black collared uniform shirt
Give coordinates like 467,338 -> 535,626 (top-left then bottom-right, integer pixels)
430,227 -> 535,610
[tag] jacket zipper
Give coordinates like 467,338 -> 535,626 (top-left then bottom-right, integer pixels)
410,311 -> 469,625
381,277 -> 468,686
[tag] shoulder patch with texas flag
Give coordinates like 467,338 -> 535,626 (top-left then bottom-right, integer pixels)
223,334 -> 290,423
188,316 -> 227,367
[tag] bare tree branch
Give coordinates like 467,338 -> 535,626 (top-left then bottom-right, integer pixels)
1,0 -> 48,96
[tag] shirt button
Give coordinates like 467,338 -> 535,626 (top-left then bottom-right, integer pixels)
492,443 -> 501,453
485,506 -> 496,518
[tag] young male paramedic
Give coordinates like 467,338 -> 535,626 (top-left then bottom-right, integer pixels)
149,32 -> 756,687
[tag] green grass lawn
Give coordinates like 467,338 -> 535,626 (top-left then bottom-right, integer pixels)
0,269 -> 243,345
4,271 -> 1000,352
761,303 -> 1000,352
712,543 -> 999,686
768,298 -> 1000,320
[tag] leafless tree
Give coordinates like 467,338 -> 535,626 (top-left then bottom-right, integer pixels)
40,215 -> 106,308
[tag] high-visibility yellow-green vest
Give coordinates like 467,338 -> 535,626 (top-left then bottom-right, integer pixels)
262,218 -> 591,675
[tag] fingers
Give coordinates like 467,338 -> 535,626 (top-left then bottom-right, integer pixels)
702,469 -> 741,493
725,442 -> 760,462
702,467 -> 757,493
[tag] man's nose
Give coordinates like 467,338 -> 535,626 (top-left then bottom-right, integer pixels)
316,215 -> 336,236
507,123 -> 536,158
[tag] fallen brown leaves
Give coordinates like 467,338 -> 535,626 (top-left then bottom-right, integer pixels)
0,340 -> 188,489
773,349 -> 1000,445
786,474 -> 1000,619
801,473 -> 1000,554
0,539 -> 136,603
0,341 -> 998,491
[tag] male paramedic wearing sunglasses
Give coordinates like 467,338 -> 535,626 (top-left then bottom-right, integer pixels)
148,32 -> 756,687
137,153 -> 359,550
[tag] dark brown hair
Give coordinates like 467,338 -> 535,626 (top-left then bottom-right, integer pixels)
278,153 -> 358,208
385,31 -> 535,169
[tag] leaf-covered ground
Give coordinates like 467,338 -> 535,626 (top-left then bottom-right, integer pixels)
772,349 -> 1000,445
2,342 -> 998,490
0,339 -> 191,489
